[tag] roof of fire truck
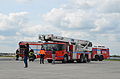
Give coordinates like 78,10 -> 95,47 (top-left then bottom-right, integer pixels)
19,41 -> 66,46
93,46 -> 109,49
39,34 -> 92,51
39,34 -> 92,45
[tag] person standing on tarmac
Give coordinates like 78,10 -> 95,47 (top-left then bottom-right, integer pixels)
16,49 -> 19,60
52,47 -> 56,64
29,49 -> 36,61
24,43 -> 29,68
39,47 -> 45,64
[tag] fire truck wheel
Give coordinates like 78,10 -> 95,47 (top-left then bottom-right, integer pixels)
83,56 -> 87,63
69,60 -> 74,63
77,60 -> 80,63
87,59 -> 91,63
62,55 -> 68,63
95,55 -> 99,61
99,55 -> 104,61
85,55 -> 91,63
47,59 -> 52,63
80,55 -> 84,63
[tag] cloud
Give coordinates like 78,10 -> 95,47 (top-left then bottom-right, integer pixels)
43,0 -> 120,38
0,12 -> 28,31
91,13 -> 120,33
20,24 -> 61,36
0,0 -> 120,55
60,30 -> 90,40
0,35 -> 6,40
97,0 -> 120,13
16,0 -> 33,3
0,45 -> 16,53
41,0 -> 120,55
0,12 -> 29,52
43,8 -> 94,30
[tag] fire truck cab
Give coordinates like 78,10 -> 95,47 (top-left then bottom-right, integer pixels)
39,34 -> 92,63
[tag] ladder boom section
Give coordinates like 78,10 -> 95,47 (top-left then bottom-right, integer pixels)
39,34 -> 92,51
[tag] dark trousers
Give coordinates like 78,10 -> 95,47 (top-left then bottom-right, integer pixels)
40,54 -> 45,64
24,56 -> 28,67
52,54 -> 55,64
16,54 -> 19,60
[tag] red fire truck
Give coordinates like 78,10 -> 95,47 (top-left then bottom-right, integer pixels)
91,46 -> 110,61
17,34 -> 110,63
39,34 -> 92,63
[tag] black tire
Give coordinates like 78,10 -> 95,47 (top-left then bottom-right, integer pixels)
85,55 -> 91,63
69,60 -> 74,63
47,59 -> 52,63
83,56 -> 87,63
87,59 -> 91,63
80,55 -> 84,63
95,55 -> 99,61
99,55 -> 104,61
77,60 -> 80,63
62,55 -> 68,63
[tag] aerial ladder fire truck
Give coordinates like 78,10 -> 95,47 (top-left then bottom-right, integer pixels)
39,34 -> 92,63
16,34 -> 109,62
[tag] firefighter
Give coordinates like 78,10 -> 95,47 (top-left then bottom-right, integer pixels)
39,47 -> 45,64
52,47 -> 56,64
29,49 -> 36,61
16,49 -> 19,60
24,43 -> 29,68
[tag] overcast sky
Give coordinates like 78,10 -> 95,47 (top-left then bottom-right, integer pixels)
0,0 -> 120,55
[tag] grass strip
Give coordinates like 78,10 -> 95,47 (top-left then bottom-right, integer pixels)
104,59 -> 120,61
0,56 -> 15,57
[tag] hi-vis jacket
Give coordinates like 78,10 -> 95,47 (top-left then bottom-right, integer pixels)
39,49 -> 45,55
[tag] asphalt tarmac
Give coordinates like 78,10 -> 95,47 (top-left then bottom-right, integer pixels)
0,57 -> 120,79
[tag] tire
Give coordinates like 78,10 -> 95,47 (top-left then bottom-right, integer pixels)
83,56 -> 87,63
95,55 -> 99,61
80,55 -> 84,63
62,55 -> 68,63
69,60 -> 74,63
47,59 -> 52,63
77,60 -> 80,63
85,55 -> 91,63
99,55 -> 104,61
87,59 -> 91,63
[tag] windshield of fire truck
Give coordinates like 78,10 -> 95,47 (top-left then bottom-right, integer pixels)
42,44 -> 65,51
